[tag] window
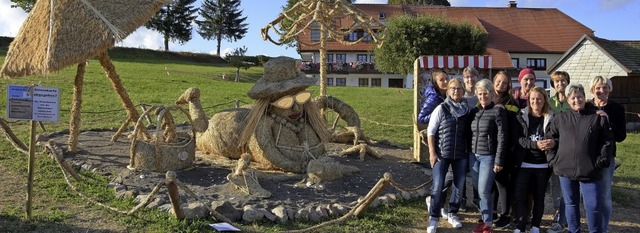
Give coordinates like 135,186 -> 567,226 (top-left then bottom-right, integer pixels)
371,78 -> 381,87
369,54 -> 375,63
327,54 -> 334,63
336,78 -> 346,86
357,54 -> 368,62
511,58 -> 519,68
358,78 -> 369,87
363,32 -> 371,42
311,29 -> 320,41
328,78 -> 334,86
379,12 -> 386,19
335,54 -> 346,63
348,32 -> 358,41
526,58 -> 547,70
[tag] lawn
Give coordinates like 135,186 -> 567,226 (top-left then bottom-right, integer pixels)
0,47 -> 638,232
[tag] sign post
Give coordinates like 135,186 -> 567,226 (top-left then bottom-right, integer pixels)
6,85 -> 60,220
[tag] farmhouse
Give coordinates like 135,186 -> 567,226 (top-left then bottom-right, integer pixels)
296,1 -> 593,89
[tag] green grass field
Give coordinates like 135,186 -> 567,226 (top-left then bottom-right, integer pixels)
0,47 -> 638,232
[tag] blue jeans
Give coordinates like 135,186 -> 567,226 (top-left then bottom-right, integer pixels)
559,176 -> 603,233
601,158 -> 615,232
430,158 -> 468,219
469,153 -> 496,224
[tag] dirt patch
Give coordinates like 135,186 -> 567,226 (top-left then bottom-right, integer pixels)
42,129 -> 430,217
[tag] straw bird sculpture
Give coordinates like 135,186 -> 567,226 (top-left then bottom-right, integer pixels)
0,0 -> 169,152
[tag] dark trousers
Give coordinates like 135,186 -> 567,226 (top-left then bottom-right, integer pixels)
514,167 -> 552,230
493,167 -> 513,216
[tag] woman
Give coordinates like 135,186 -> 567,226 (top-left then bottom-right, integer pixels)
426,78 -> 469,233
547,71 -> 571,233
589,76 -> 627,233
418,71 -> 450,124
490,71 -> 519,229
468,79 -> 507,233
513,68 -> 536,108
546,84 -> 613,233
512,87 -> 555,233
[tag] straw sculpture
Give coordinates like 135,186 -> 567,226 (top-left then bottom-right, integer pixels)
0,0 -> 168,152
313,95 -> 376,145
176,57 -> 332,173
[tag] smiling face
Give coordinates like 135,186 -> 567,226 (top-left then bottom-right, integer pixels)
568,90 -> 586,111
476,87 -> 493,107
553,76 -> 568,93
520,74 -> 536,93
463,71 -> 478,93
434,73 -> 450,93
493,73 -> 510,95
529,90 -> 545,115
592,83 -> 610,102
448,80 -> 465,102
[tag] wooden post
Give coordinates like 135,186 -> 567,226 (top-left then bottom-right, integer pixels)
26,120 -> 37,220
353,173 -> 390,217
413,58 -> 424,162
166,171 -> 184,220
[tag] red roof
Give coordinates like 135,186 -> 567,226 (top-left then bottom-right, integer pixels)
297,4 -> 594,69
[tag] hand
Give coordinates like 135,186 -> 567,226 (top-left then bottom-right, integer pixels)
429,152 -> 438,168
493,165 -> 503,173
596,110 -> 609,119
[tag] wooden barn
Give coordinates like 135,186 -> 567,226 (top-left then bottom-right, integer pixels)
547,34 -> 640,123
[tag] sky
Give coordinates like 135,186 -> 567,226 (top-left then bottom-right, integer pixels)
1,0 -> 639,58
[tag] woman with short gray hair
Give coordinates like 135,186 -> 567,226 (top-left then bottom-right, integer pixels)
546,84 -> 614,233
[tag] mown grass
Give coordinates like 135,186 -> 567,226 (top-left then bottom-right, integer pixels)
0,47 -> 637,232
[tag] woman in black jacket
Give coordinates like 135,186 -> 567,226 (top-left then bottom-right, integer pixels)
468,79 -> 507,233
511,86 -> 554,233
546,84 -> 613,233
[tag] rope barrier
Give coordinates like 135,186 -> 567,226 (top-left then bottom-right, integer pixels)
359,117 -> 412,127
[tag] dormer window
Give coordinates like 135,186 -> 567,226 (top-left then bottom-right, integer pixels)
379,12 -> 386,19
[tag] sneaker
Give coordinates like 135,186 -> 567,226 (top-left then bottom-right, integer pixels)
440,208 -> 448,220
546,223 -> 565,233
530,226 -> 540,233
447,213 -> 462,229
427,219 -> 438,233
493,215 -> 512,229
482,226 -> 493,233
513,229 -> 522,233
472,222 -> 485,233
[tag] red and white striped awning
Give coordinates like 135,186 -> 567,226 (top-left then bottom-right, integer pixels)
419,55 -> 492,69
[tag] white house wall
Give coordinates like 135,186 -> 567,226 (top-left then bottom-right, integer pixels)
552,40 -> 627,99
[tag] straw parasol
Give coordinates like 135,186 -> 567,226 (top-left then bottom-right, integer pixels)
1,0 -> 169,151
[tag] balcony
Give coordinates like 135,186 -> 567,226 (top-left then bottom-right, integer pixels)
299,62 -> 380,74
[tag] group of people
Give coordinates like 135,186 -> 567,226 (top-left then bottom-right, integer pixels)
419,67 -> 626,233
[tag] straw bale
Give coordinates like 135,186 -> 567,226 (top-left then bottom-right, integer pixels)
197,108 -> 250,160
306,156 -> 360,183
1,0 -> 168,78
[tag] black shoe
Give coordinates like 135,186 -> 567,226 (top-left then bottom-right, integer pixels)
493,215 -> 512,229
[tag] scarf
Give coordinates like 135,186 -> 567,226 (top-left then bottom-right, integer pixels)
444,97 -> 469,118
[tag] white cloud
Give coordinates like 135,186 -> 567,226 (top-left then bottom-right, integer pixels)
118,27 -> 166,50
0,0 -> 28,37
353,0 -> 387,4
221,47 -> 233,58
599,0 -> 633,10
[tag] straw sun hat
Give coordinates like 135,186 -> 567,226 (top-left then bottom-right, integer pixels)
247,56 -> 317,100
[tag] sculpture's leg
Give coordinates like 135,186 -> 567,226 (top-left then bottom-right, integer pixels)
96,51 -> 148,141
67,62 -> 85,152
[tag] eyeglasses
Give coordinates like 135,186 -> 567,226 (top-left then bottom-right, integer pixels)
449,86 -> 464,92
271,91 -> 313,109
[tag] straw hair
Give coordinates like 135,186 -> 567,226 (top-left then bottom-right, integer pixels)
1,0 -> 169,78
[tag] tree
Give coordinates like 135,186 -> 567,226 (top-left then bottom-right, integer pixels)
226,46 -> 251,82
145,0 -> 198,51
9,0 -> 35,12
387,0 -> 451,5
374,14 -> 487,74
196,0 -> 248,56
